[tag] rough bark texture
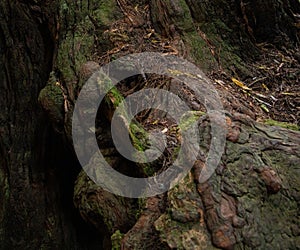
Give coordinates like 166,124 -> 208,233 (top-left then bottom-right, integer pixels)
72,103 -> 300,249
0,0 -> 299,249
0,1 -> 102,249
0,1 -> 60,248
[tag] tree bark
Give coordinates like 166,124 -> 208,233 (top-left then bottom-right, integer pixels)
0,1 -> 102,249
0,0 -> 56,248
0,0 -> 299,249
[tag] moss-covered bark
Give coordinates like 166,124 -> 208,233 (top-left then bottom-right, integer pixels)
1,0 -> 299,249
74,112 -> 300,249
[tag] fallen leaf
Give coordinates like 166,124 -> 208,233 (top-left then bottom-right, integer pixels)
260,104 -> 269,113
231,77 -> 252,90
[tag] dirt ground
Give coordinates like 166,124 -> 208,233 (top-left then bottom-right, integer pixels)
211,43 -> 300,126
93,2 -> 300,128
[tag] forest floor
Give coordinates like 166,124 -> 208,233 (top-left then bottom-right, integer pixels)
210,43 -> 300,127
92,2 -> 299,128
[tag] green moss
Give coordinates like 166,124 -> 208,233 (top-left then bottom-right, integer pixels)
172,4 -> 251,74
91,0 -> 119,28
199,20 -> 251,75
38,83 -> 63,106
134,198 -> 146,220
172,0 -> 195,32
100,76 -> 149,150
38,76 -> 64,123
154,213 -> 211,249
100,75 -> 150,156
169,0 -> 218,71
96,74 -> 155,175
111,230 -> 124,250
182,31 -> 217,72
264,119 -> 299,131
56,0 -> 120,86
106,87 -> 124,109
129,123 -> 148,150
179,111 -> 205,131
220,121 -> 300,249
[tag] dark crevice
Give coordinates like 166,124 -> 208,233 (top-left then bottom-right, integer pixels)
31,3 -> 105,247
41,120 -> 104,249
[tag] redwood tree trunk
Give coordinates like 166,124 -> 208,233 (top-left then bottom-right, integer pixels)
0,0 -> 299,249
0,1 -> 101,249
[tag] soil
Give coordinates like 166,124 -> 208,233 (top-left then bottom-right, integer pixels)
91,1 -> 299,127
210,43 -> 300,126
